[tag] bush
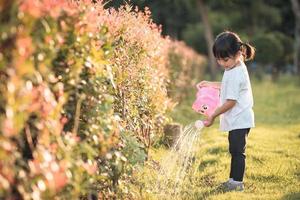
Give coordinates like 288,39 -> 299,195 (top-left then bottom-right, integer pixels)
167,40 -> 206,101
0,0 -> 205,199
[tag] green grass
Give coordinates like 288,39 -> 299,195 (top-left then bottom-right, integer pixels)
129,75 -> 300,200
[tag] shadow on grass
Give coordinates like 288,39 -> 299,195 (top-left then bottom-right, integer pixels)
198,159 -> 218,171
196,183 -> 240,199
249,174 -> 283,182
249,155 -> 265,165
196,182 -> 258,199
281,192 -> 300,200
193,174 -> 227,199
206,146 -> 227,155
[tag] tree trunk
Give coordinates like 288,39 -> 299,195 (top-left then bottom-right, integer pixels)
197,0 -> 217,80
271,65 -> 280,82
163,123 -> 182,148
291,0 -> 300,77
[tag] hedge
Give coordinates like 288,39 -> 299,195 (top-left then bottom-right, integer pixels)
0,0 -> 205,199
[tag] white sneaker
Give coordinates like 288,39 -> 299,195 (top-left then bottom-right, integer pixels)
220,178 -> 233,187
225,181 -> 244,191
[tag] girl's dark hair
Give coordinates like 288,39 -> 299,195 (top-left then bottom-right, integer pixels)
212,31 -> 255,61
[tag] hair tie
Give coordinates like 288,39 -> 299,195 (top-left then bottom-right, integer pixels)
238,42 -> 244,50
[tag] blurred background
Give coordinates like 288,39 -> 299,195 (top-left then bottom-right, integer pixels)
105,0 -> 300,81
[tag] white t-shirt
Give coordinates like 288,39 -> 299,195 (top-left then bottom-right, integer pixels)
219,61 -> 255,132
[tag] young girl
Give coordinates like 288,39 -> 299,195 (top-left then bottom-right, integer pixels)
199,31 -> 255,191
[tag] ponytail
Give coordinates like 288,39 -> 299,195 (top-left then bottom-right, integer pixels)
213,31 -> 256,61
242,43 -> 255,61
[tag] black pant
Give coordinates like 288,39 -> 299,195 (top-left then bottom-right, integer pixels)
228,128 -> 250,182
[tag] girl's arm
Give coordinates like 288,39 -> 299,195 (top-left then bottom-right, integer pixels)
204,99 -> 236,127
197,81 -> 221,89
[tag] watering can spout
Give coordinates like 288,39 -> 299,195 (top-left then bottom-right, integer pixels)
195,120 -> 209,129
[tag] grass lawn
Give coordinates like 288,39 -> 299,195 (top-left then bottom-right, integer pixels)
129,75 -> 300,200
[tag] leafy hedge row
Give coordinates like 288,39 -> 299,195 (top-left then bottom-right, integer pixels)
168,40 -> 206,101
0,0 -> 205,199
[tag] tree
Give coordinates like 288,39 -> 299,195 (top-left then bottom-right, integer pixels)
197,0 -> 217,80
252,33 -> 284,81
104,0 -> 198,39
291,0 -> 300,77
104,0 -> 296,79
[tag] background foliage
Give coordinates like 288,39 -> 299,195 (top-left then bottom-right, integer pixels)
105,0 -> 297,77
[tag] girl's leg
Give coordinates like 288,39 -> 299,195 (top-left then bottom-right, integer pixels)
228,128 -> 250,182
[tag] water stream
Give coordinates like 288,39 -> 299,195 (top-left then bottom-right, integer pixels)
152,123 -> 203,199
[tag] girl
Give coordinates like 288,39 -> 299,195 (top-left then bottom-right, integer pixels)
199,31 -> 255,191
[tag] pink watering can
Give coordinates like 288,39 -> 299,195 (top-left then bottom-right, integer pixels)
192,83 -> 220,128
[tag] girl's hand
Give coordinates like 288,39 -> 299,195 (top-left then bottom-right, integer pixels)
197,81 -> 211,88
204,115 -> 215,127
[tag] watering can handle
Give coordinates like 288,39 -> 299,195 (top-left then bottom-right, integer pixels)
196,83 -> 214,90
196,83 -> 201,90
196,82 -> 206,90
197,82 -> 220,90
